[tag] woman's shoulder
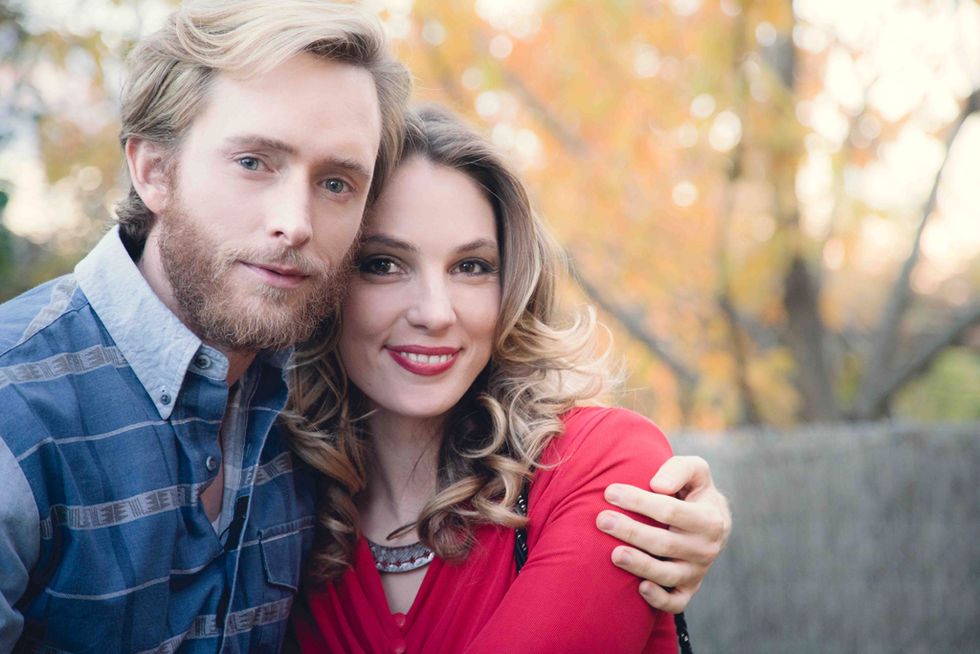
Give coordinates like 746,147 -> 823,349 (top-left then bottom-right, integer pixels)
560,405 -> 669,447
542,405 -> 672,472
527,405 -> 674,525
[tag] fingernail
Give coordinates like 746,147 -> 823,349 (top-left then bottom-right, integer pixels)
613,547 -> 632,565
597,512 -> 617,531
639,581 -> 653,595
605,485 -> 622,504
652,475 -> 675,489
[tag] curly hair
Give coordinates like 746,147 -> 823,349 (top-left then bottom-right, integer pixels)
115,0 -> 410,248
283,106 -> 615,583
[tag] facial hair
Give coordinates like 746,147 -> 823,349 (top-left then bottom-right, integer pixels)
156,194 -> 351,352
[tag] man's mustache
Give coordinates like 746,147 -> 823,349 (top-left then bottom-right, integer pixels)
225,246 -> 332,279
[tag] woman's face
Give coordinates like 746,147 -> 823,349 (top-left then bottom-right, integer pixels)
338,156 -> 501,422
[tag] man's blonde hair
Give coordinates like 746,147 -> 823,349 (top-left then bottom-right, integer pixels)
116,0 -> 411,246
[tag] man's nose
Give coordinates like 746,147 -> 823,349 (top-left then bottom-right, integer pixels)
267,181 -> 313,248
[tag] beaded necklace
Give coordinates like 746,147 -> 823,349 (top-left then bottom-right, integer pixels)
367,538 -> 435,573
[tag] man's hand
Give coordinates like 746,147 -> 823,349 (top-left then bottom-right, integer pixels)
596,455 -> 731,613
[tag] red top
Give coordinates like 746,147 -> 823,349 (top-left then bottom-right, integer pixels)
291,407 -> 678,653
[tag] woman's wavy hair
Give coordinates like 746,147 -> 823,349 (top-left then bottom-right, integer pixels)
115,0 -> 411,247
283,105 -> 615,583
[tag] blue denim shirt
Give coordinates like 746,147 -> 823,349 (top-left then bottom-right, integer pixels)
0,226 -> 316,652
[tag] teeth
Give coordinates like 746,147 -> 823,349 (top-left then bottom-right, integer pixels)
403,352 -> 452,364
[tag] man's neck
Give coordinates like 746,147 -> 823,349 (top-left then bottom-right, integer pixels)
223,350 -> 256,387
136,229 -> 257,386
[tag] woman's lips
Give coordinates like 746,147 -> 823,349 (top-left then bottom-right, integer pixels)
386,347 -> 460,376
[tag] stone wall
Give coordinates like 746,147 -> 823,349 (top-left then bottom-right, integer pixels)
672,422 -> 980,653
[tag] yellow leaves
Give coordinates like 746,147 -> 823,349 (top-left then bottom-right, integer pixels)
37,117 -> 119,191
2,0 -> 972,428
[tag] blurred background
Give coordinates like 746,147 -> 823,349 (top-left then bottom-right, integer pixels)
1,0 -> 977,651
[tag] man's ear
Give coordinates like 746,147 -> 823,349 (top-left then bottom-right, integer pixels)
125,138 -> 172,214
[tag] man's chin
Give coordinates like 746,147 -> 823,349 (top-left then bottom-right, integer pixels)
200,316 -> 312,352
193,288 -> 329,352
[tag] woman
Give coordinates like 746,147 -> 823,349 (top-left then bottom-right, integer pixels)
285,106 -> 680,652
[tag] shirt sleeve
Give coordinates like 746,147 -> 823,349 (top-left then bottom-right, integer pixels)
0,433 -> 40,650
463,407 -> 677,653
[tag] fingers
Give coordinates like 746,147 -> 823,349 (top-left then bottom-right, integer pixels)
611,546 -> 693,589
605,483 -> 728,540
596,510 -> 719,564
638,579 -> 698,614
649,455 -> 712,496
606,542 -> 702,613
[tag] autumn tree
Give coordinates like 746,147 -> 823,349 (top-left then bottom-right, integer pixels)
1,0 -> 977,428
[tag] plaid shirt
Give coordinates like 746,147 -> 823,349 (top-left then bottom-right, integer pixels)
0,227 -> 316,652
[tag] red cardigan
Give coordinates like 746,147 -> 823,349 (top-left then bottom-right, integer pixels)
291,407 -> 678,653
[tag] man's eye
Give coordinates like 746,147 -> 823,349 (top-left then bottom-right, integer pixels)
324,178 -> 349,194
237,157 -> 261,171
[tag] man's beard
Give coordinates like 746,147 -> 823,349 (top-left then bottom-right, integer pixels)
156,197 -> 351,352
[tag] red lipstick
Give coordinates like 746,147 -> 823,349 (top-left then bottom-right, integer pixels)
386,346 -> 459,376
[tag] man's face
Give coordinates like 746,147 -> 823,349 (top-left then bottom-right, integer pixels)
154,53 -> 381,351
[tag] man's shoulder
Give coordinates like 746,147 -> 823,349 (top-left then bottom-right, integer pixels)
0,274 -> 89,360
0,274 -> 107,453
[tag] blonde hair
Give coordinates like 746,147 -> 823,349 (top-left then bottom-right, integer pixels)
284,106 -> 613,582
116,0 -> 411,245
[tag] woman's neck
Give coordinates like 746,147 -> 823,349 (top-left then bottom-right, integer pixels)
360,412 -> 443,546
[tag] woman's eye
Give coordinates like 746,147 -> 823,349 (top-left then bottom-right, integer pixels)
359,257 -> 401,276
456,260 -> 495,275
237,157 -> 261,171
324,178 -> 349,194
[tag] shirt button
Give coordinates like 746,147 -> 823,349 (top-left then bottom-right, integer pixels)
206,455 -> 219,472
160,390 -> 171,405
392,641 -> 406,654
393,612 -> 407,629
194,354 -> 212,370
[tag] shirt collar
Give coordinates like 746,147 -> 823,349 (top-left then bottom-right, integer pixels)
75,226 -> 296,419
75,226 -> 205,419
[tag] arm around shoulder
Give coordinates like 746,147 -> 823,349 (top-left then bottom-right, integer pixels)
463,407 -> 676,653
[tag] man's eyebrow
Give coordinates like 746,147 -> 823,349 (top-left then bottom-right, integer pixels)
225,135 -> 298,156
224,135 -> 373,180
325,156 -> 374,182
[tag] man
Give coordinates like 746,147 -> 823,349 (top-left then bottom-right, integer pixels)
0,1 -> 729,650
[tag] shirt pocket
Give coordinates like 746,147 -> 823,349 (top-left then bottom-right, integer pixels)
258,516 -> 314,593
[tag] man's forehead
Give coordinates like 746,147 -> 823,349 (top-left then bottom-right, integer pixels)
189,56 -> 382,167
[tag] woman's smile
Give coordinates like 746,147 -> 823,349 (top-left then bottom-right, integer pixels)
385,345 -> 460,376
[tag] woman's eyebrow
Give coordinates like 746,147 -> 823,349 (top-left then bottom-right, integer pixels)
453,238 -> 498,255
360,234 -> 418,253
359,235 -> 498,255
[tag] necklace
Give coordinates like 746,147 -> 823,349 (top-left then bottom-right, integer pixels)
367,538 -> 434,573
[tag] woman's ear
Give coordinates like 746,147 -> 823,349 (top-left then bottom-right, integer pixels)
125,138 -> 172,214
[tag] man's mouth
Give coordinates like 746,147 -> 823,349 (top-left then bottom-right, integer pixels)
241,262 -> 311,289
